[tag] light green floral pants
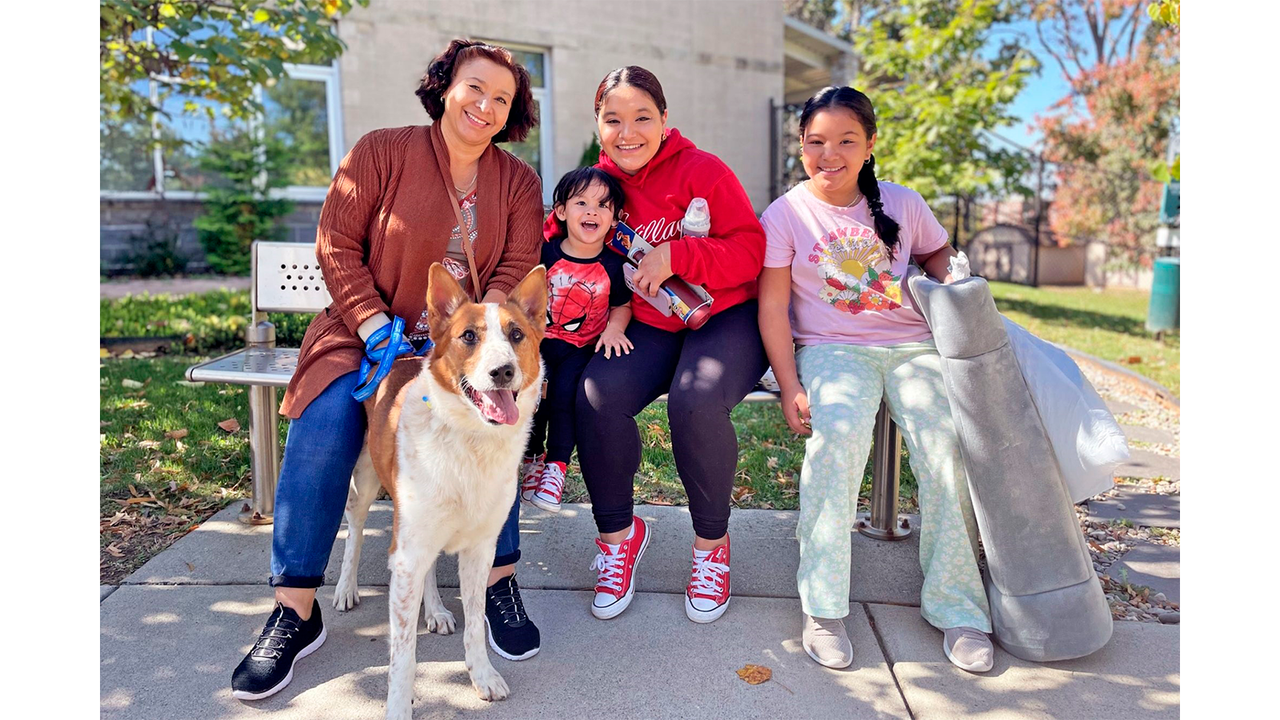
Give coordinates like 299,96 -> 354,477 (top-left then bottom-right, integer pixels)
795,341 -> 991,632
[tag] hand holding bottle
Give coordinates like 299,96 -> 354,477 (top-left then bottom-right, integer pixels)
631,243 -> 674,297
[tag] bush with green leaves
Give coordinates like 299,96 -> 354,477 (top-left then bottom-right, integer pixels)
101,289 -> 312,354
192,133 -> 295,276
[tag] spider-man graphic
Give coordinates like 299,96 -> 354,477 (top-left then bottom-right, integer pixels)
545,260 -> 610,346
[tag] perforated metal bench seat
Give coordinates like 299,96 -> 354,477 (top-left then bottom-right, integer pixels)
186,347 -> 300,387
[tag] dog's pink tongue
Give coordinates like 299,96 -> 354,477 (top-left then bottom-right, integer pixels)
480,390 -> 519,425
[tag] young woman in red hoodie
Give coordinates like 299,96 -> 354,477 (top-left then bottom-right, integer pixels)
573,66 -> 768,624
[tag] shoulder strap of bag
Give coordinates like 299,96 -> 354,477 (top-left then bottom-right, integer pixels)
437,152 -> 485,302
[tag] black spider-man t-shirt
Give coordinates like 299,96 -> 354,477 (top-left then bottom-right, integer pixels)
542,240 -> 631,348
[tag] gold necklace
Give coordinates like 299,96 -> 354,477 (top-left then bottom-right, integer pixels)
453,168 -> 478,196
808,180 -> 861,208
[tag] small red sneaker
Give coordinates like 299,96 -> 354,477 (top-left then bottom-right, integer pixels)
528,461 -> 566,513
590,516 -> 650,620
685,537 -> 731,623
518,453 -> 545,503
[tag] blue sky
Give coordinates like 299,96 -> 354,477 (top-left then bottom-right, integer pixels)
986,17 -> 1075,152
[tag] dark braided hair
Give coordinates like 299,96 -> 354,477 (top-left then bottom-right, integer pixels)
799,86 -> 901,259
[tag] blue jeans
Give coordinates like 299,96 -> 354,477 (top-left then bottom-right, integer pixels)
270,371 -> 523,587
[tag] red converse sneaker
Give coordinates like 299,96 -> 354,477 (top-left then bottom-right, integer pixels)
590,516 -> 650,620
685,537 -> 731,623
528,461 -> 567,513
518,453 -> 545,504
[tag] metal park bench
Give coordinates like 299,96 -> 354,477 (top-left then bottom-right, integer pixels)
186,241 -> 332,524
186,241 -> 911,540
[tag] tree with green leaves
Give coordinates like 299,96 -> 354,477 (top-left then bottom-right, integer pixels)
101,1 -> 367,126
785,0 -> 1035,240
854,1 -> 1037,202
192,132 -> 296,275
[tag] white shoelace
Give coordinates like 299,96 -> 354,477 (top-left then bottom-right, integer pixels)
519,457 -> 543,490
538,464 -> 565,499
591,547 -> 625,592
688,555 -> 728,596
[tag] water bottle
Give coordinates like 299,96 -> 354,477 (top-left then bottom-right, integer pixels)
662,198 -> 714,329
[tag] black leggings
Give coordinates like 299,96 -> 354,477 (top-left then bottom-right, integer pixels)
575,300 -> 768,539
527,337 -> 594,464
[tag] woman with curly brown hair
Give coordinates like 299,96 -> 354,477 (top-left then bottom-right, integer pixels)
231,38 -> 546,701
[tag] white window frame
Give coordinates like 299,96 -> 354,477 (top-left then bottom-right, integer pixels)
100,56 -> 344,202
483,40 -> 553,205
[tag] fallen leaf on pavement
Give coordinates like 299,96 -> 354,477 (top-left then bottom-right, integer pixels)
165,428 -> 189,440
736,664 -> 772,685
218,418 -> 241,433
647,497 -> 673,506
186,562 -> 195,572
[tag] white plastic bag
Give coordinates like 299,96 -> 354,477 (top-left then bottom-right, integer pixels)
1001,317 -> 1129,502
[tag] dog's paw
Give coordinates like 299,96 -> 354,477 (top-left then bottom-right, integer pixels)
332,582 -> 360,612
423,609 -> 456,635
470,665 -> 509,702
384,702 -> 412,720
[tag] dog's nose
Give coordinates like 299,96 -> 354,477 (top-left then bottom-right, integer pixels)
490,364 -> 515,386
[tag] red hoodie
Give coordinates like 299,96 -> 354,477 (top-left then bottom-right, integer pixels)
545,128 -> 765,332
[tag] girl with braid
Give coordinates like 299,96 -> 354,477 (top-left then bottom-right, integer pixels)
758,86 -> 994,673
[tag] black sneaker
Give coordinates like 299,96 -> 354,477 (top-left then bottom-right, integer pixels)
484,574 -> 540,661
231,600 -> 327,700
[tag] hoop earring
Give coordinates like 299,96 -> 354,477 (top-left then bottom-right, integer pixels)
661,129 -> 669,142
864,157 -> 871,165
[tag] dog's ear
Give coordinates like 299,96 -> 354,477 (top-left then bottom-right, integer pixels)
426,262 -> 469,326
506,265 -> 547,329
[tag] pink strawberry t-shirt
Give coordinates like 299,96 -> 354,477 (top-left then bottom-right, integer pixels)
761,180 -> 949,346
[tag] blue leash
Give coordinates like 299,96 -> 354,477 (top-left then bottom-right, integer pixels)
351,316 -> 434,401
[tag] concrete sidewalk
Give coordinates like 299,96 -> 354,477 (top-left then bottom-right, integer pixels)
101,502 -> 1179,719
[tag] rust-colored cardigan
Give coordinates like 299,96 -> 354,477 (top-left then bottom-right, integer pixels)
280,123 -> 544,418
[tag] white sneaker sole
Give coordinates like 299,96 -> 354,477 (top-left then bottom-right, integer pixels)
803,642 -> 854,669
591,523 -> 651,620
943,638 -> 993,673
527,494 -> 562,513
231,624 -> 327,701
484,616 -> 540,661
685,594 -> 730,624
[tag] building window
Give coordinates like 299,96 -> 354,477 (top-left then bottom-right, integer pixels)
100,51 -> 343,200
492,43 -> 552,205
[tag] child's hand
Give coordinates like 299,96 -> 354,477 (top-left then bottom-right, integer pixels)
595,327 -> 633,359
781,385 -> 812,436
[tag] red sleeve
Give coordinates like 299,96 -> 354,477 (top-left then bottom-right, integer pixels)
315,131 -> 392,335
668,171 -> 765,290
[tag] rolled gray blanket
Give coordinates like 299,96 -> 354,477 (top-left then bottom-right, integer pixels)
906,272 -> 1112,662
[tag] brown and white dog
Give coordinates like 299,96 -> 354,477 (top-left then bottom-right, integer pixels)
331,263 -> 546,717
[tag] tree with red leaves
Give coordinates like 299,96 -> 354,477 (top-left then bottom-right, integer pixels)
1029,1 -> 1179,263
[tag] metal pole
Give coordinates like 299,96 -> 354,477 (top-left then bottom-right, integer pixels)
856,400 -> 911,541
244,378 -> 279,525
241,241 -> 278,525
1032,152 -> 1044,287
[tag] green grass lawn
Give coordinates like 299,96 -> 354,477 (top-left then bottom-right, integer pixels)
987,281 -> 1179,396
101,281 -> 1172,581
